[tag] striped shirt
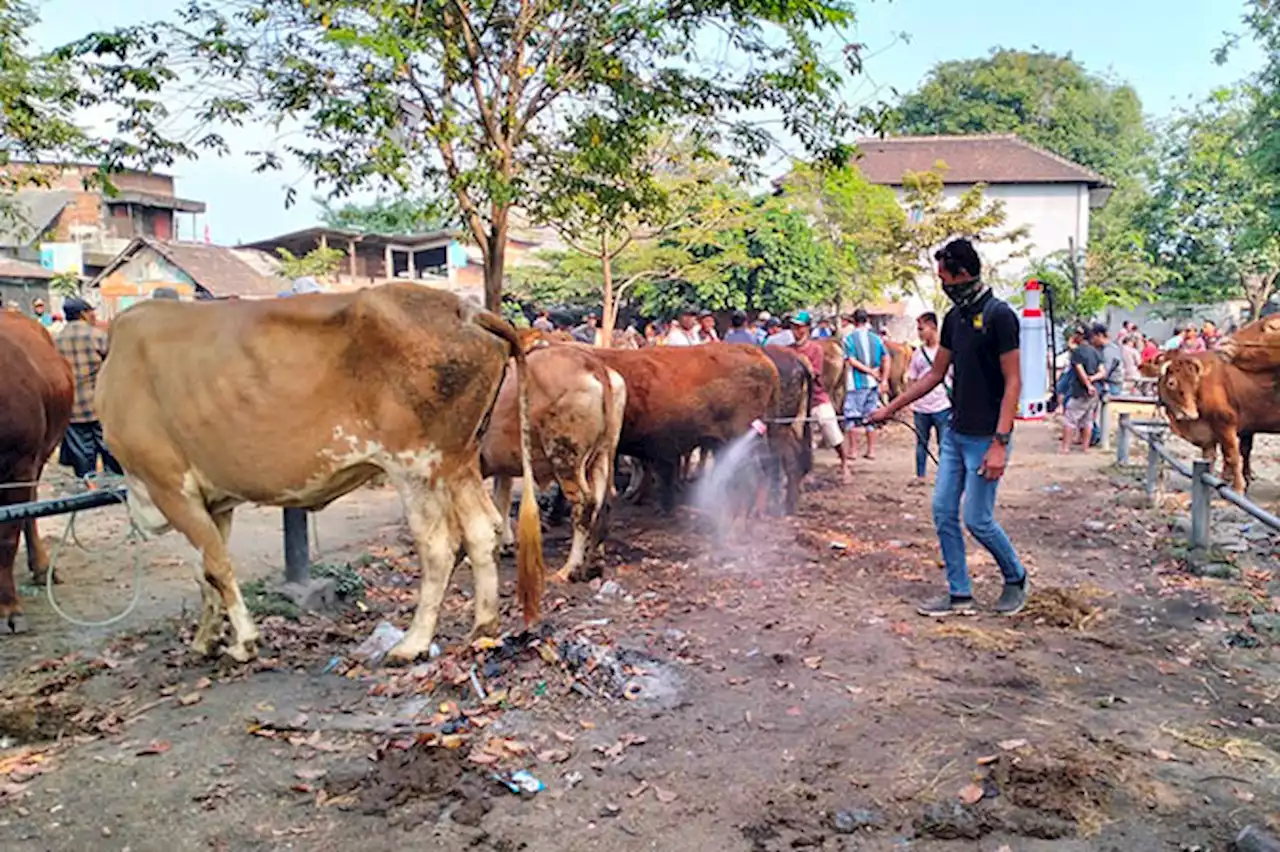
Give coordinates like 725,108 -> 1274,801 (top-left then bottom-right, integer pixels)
55,320 -> 110,423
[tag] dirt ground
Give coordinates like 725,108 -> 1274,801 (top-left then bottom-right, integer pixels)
2,421 -> 1279,852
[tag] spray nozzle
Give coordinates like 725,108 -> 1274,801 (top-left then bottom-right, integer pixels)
750,419 -> 767,436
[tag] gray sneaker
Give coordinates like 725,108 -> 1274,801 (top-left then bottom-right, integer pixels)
994,579 -> 1029,616
916,594 -> 978,617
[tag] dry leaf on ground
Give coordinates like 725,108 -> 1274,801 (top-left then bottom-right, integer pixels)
958,782 -> 985,805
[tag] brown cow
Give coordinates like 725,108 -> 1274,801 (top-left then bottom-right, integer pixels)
585,344 -> 782,513
0,314 -> 74,634
483,346 -> 626,582
762,346 -> 813,514
97,285 -> 544,663
1219,315 -> 1280,372
885,340 -> 913,400
1157,351 -> 1280,492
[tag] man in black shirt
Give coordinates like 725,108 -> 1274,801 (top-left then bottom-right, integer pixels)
870,238 -> 1028,616
1060,325 -> 1104,453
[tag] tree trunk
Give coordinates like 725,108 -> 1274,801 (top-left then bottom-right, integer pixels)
483,207 -> 510,313
1242,271 -> 1276,321
600,233 -> 614,346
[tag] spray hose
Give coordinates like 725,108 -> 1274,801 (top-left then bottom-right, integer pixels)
759,412 -> 940,466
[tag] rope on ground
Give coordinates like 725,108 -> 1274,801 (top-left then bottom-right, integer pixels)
44,509 -> 147,628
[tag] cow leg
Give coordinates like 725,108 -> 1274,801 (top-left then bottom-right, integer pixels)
654,459 -> 678,514
24,517 -> 55,586
387,483 -> 459,664
1221,429 -> 1246,494
190,511 -> 233,656
0,518 -> 24,635
554,464 -> 592,584
147,486 -> 258,661
492,475 -> 516,548
1241,433 -> 1255,491
453,476 -> 503,640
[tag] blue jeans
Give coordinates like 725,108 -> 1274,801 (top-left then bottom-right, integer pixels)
932,431 -> 1027,598
912,409 -> 951,478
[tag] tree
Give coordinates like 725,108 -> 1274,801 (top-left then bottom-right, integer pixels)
318,195 -> 456,234
779,162 -> 904,313
1219,0 -> 1280,223
881,169 -> 1029,310
894,49 -> 1149,180
718,198 -> 841,314
1146,88 -> 1280,319
522,131 -> 751,339
276,245 -> 346,281
70,0 -> 873,313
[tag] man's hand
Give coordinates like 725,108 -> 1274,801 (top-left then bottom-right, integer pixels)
978,441 -> 1008,480
866,407 -> 891,426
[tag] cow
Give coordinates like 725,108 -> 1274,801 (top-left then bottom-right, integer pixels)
1156,351 -> 1280,493
584,344 -> 783,513
1219,315 -> 1280,372
885,340 -> 913,400
761,346 -> 814,514
97,285 -> 544,663
483,346 -> 626,583
0,314 -> 73,634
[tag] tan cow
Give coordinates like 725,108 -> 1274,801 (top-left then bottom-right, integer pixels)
482,346 -> 626,583
97,285 -> 543,663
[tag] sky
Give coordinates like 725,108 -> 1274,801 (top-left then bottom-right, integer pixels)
31,0 -> 1265,246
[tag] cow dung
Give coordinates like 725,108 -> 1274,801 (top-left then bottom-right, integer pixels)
327,746 -> 492,828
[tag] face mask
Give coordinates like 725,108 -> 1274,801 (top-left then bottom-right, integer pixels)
942,278 -> 987,311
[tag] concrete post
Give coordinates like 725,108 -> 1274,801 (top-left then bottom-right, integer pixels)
1191,459 -> 1211,549
283,508 -> 310,584
1099,398 -> 1111,451
1145,438 -> 1161,506
1116,413 -> 1130,466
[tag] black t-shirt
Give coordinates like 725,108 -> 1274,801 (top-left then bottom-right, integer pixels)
939,293 -> 1020,436
1069,345 -> 1103,399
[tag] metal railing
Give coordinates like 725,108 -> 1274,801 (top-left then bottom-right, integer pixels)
1116,412 -> 1280,548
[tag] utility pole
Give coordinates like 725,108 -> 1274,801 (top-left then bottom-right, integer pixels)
1067,236 -> 1081,306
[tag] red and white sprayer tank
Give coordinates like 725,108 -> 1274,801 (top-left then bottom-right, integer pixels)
1016,279 -> 1049,421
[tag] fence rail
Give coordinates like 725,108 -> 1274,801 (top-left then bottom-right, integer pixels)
1116,413 -> 1280,548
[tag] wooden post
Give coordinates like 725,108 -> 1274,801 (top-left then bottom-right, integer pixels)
407,246 -> 416,280
1190,460 -> 1211,549
348,239 -> 357,279
1116,413 -> 1131,466
1145,438 -> 1161,506
283,508 -> 310,584
384,244 -> 393,281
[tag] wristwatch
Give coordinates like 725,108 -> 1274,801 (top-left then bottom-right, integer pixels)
993,431 -> 1012,447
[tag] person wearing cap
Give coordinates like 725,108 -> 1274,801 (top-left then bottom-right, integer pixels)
764,316 -> 795,347
697,310 -> 719,343
868,237 -> 1028,618
666,308 -> 701,346
55,298 -> 123,481
791,312 -> 850,476
754,311 -> 772,345
1060,324 -> 1106,453
841,308 -> 888,460
814,317 -> 834,339
31,298 -> 54,328
572,312 -> 602,345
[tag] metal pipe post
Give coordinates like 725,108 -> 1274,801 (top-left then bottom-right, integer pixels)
283,508 -> 311,584
1145,438 -> 1161,506
1190,460 -> 1211,549
1116,413 -> 1131,466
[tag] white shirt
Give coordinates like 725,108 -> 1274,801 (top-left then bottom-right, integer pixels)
764,330 -> 795,347
666,326 -> 700,347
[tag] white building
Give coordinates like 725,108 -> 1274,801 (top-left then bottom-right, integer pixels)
856,134 -> 1113,321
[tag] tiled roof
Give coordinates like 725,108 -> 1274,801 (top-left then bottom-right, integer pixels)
0,256 -> 58,280
854,134 -> 1111,187
91,238 -> 284,298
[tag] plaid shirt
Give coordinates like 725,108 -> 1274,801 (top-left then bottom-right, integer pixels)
55,320 -> 110,423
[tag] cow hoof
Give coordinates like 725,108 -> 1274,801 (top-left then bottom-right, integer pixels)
223,639 -> 258,663
3,612 -> 29,634
469,620 -> 500,642
32,568 -> 61,585
384,642 -> 428,666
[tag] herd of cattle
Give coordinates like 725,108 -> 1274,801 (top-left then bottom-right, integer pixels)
2,285 -> 1277,663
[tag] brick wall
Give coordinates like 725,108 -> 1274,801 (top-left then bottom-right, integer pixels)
0,163 -> 177,196
52,193 -> 105,238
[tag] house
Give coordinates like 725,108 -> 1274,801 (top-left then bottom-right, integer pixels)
0,257 -> 59,314
855,134 -> 1113,308
239,226 -> 471,294
89,238 -> 284,317
0,162 -> 207,277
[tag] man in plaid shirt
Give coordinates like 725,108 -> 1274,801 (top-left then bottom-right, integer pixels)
55,298 -> 123,480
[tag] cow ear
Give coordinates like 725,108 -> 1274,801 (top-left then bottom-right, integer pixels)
1189,357 -> 1205,377
1159,357 -> 1172,376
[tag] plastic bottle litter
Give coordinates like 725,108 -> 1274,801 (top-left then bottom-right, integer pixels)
494,769 -> 545,795
351,620 -> 406,665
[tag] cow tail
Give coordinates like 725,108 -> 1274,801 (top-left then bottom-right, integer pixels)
474,313 -> 544,624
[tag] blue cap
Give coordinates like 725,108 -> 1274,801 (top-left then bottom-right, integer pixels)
793,311 -> 812,326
